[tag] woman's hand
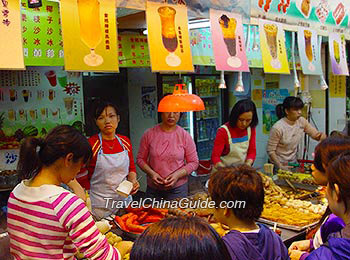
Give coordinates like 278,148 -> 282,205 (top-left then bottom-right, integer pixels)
150,172 -> 165,187
288,250 -> 305,260
127,172 -> 140,195
164,172 -> 180,189
289,240 -> 310,252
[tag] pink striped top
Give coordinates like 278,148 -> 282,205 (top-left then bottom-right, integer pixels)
7,181 -> 120,260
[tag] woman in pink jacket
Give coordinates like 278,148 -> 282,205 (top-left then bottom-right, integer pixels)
137,112 -> 199,200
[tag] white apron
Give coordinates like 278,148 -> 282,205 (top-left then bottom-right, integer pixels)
90,134 -> 131,219
220,125 -> 251,167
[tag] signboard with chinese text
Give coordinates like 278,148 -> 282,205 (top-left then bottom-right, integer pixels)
244,25 -> 263,68
118,35 -> 150,67
329,72 -> 346,98
146,1 -> 193,72
328,33 -> 349,75
0,0 -> 25,69
190,28 -> 215,66
60,0 -> 119,71
251,0 -> 350,37
297,27 -> 322,75
210,9 -> 249,72
21,0 -> 64,66
259,20 -> 290,74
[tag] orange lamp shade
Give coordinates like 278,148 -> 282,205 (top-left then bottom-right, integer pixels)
158,84 -> 205,112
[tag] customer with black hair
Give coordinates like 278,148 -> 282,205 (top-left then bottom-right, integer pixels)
208,165 -> 289,260
7,125 -> 132,259
267,96 -> 326,170
130,216 -> 231,260
289,152 -> 350,260
76,101 -> 139,219
211,99 -> 258,168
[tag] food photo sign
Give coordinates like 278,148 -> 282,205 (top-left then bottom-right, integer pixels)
146,1 -> 193,72
0,67 -> 84,150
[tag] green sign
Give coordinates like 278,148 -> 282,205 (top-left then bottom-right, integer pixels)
118,35 -> 150,67
21,0 -> 64,66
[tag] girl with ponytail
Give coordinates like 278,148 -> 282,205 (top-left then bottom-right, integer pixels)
8,125 -> 132,259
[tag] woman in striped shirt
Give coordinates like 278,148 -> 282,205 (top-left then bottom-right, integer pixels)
7,125 -> 132,259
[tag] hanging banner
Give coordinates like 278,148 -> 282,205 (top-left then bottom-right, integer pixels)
21,0 -> 64,66
251,0 -> 350,37
146,1 -> 193,72
245,25 -> 263,68
118,35 -> 150,67
210,9 -> 249,72
329,33 -> 349,76
259,20 -> 290,74
117,0 -> 251,23
190,28 -> 215,66
0,0 -> 25,70
285,31 -> 302,70
297,28 -> 322,75
60,0 -> 118,72
262,89 -> 289,134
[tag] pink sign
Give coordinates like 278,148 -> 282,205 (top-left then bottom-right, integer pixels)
210,9 -> 249,72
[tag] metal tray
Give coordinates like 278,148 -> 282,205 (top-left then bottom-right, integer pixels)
258,217 -> 319,231
274,178 -> 319,191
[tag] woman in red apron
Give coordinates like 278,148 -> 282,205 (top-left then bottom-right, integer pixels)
77,101 -> 139,219
211,99 -> 258,169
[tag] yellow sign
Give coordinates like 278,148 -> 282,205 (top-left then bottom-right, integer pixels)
0,0 -> 25,69
252,89 -> 263,108
146,1 -> 193,72
60,0 -> 118,72
329,72 -> 346,98
259,20 -> 290,74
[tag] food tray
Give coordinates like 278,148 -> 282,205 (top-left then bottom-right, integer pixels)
258,217 -> 319,231
274,178 -> 319,191
104,215 -> 139,241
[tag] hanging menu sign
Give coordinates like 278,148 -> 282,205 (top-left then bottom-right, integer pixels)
297,27 -> 322,75
328,33 -> 349,76
210,9 -> 249,72
0,0 -> 25,69
21,0 -> 64,66
259,19 -> 290,74
60,0 -> 119,72
146,1 -> 193,72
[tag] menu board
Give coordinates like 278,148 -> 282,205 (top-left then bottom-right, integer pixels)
328,33 -> 349,76
60,0 -> 119,71
118,35 -> 150,67
0,67 -> 84,150
146,1 -> 193,72
190,28 -> 215,66
297,27 -> 322,75
259,19 -> 290,74
210,9 -> 249,72
21,0 -> 64,66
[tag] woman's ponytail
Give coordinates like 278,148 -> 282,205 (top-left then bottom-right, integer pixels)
17,137 -> 45,180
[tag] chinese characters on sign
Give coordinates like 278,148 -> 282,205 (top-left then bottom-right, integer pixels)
118,35 -> 150,67
21,0 -> 64,66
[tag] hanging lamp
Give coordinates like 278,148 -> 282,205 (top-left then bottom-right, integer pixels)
158,84 -> 205,112
218,71 -> 227,89
235,72 -> 244,92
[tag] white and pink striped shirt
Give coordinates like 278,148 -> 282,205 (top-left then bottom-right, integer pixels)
7,181 -> 120,260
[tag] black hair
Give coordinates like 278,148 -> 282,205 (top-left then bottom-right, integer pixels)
94,101 -> 119,121
229,99 -> 258,128
130,216 -> 231,260
276,96 -> 304,119
208,165 -> 264,222
17,125 -> 92,180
